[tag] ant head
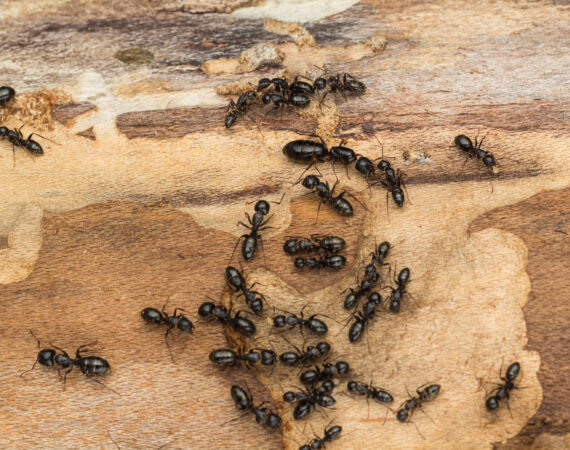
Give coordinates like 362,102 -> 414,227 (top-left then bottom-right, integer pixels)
378,160 -> 391,171
254,200 -> 270,215
37,349 -> 57,367
378,241 -> 390,257
483,153 -> 495,167
302,174 -> 320,189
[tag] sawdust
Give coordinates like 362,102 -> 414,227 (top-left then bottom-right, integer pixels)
0,89 -> 70,131
264,19 -> 317,47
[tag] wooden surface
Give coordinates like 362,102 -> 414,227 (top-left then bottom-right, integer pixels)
0,0 -> 569,448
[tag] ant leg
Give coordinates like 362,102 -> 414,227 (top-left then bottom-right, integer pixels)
12,143 -> 16,167
75,342 -> 98,359
228,234 -> 247,265
85,374 -> 122,397
400,174 -> 411,205
331,160 -> 339,182
385,188 -> 390,222
60,367 -> 73,391
293,160 -> 316,185
161,296 -> 172,316
20,360 -> 39,377
477,131 -> 489,149
164,327 -> 176,363
314,200 -> 323,224
411,420 -> 426,440
259,235 -> 268,270
341,191 -> 370,212
26,132 -> 60,145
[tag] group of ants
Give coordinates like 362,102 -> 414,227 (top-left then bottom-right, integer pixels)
2,73 -> 519,448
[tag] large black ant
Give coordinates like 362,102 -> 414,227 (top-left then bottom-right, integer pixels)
198,301 -> 256,336
283,385 -> 336,420
294,254 -> 346,270
347,380 -> 394,404
1,125 -> 45,164
300,361 -> 350,386
299,423 -> 342,450
396,384 -> 441,423
348,292 -> 381,342
301,174 -> 367,219
225,266 -> 267,314
454,134 -> 496,170
262,91 -> 310,109
284,235 -> 345,255
257,77 -> 289,93
0,86 -> 15,105
209,347 -> 276,368
230,199 -> 276,264
485,362 -> 520,411
231,385 -> 282,429
314,73 -> 366,97
20,330 -> 118,395
279,340 -> 331,366
140,300 -> 194,351
273,305 -> 329,336
386,267 -> 410,313
343,241 -> 388,310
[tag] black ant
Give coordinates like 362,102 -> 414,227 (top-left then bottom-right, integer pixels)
273,305 -> 329,336
225,266 -> 267,314
282,138 -> 330,173
257,77 -> 289,93
1,125 -> 45,165
294,254 -> 346,270
300,361 -> 350,386
343,270 -> 377,310
454,134 -> 496,170
396,384 -> 441,424
283,385 -> 336,420
299,424 -> 342,450
314,73 -> 366,96
485,362 -> 520,411
279,340 -> 331,366
230,199 -> 275,264
209,347 -> 276,368
301,174 -> 367,219
225,90 -> 257,128
20,330 -> 119,395
348,292 -> 381,342
0,86 -> 15,105
370,241 -> 391,268
198,301 -> 256,336
284,235 -> 346,255
347,380 -> 394,404
140,300 -> 194,350
386,267 -> 410,313
231,385 -> 282,429
262,91 -> 310,109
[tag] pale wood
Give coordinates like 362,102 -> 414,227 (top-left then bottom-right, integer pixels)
0,0 -> 569,449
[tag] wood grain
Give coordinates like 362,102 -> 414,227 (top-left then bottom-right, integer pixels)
0,0 -> 569,448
